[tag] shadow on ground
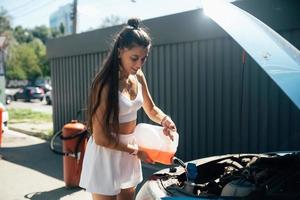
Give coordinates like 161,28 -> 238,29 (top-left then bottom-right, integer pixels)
24,187 -> 82,200
0,133 -> 167,198
0,141 -> 63,180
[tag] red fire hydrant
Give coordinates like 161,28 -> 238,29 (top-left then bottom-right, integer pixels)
50,119 -> 89,187
62,120 -> 87,187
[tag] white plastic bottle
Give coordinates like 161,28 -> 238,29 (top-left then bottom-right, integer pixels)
134,123 -> 179,165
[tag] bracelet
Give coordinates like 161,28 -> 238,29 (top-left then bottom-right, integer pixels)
160,115 -> 169,126
128,143 -> 139,155
131,147 -> 138,155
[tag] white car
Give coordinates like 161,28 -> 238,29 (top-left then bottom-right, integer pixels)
136,1 -> 300,200
45,90 -> 52,105
5,88 -> 15,105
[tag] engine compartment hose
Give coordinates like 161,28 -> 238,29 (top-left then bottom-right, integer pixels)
172,156 -> 186,168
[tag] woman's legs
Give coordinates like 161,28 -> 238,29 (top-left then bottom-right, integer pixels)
92,193 -> 117,200
91,187 -> 135,200
117,187 -> 136,200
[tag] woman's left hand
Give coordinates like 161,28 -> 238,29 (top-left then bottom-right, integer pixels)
161,116 -> 177,141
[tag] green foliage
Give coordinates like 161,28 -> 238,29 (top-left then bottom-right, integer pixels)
1,30 -> 17,56
29,39 -> 45,57
19,43 -> 42,80
50,27 -> 64,39
40,56 -> 50,77
8,108 -> 52,122
59,23 -> 65,35
13,26 -> 34,43
6,65 -> 27,80
8,108 -> 53,139
5,43 -> 27,80
1,7 -> 62,81
6,43 -> 42,80
0,7 -> 12,35
29,39 -> 50,77
31,25 -> 51,44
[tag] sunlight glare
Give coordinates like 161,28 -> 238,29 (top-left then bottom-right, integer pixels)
202,0 -> 223,18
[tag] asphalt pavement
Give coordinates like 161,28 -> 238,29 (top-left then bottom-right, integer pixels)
2,100 -> 164,199
0,129 -> 91,200
0,129 -> 163,200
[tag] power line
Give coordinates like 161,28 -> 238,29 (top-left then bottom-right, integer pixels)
12,0 -> 53,18
7,0 -> 39,14
13,0 -> 59,19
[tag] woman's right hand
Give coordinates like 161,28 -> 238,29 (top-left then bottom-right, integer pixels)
137,146 -> 155,164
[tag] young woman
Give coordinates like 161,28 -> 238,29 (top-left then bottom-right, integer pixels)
79,18 -> 177,200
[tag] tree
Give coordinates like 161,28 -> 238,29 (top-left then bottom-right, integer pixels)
19,44 -> 42,80
59,23 -> 65,35
5,64 -> 27,80
13,26 -> 34,43
6,43 -> 42,81
5,44 -> 27,80
1,9 -> 55,82
28,38 -> 50,77
0,7 -> 12,35
30,25 -> 51,44
50,27 -> 63,39
100,15 -> 126,28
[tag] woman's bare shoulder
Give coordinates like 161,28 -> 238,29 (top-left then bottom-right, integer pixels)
102,82 -> 109,92
97,82 -> 109,102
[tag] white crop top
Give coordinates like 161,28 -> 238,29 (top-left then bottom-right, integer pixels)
118,76 -> 143,123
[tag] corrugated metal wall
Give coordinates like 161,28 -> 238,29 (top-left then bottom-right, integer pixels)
47,0 -> 300,161
138,32 -> 300,160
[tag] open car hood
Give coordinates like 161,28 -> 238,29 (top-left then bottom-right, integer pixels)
137,152 -> 300,199
203,0 -> 300,110
136,2 -> 300,200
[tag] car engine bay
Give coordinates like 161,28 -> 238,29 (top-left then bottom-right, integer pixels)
153,153 -> 300,199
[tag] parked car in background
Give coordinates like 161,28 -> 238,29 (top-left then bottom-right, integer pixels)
14,86 -> 44,102
5,94 -> 13,105
35,78 -> 52,92
5,89 -> 14,105
45,90 -> 52,105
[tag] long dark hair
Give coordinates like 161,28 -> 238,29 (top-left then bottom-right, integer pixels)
87,18 -> 151,142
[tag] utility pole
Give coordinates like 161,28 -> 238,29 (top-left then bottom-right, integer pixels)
0,36 -> 7,104
71,0 -> 77,34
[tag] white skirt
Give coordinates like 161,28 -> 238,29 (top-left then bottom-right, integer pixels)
79,131 -> 142,195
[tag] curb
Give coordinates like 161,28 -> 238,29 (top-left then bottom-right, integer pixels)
8,127 -> 51,140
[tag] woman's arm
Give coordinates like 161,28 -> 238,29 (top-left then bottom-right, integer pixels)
92,84 -> 135,153
91,83 -> 154,163
137,70 -> 177,133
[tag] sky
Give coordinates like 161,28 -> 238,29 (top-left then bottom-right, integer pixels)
0,0 -> 203,33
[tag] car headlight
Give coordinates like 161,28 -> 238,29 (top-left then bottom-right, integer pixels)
136,180 -> 168,200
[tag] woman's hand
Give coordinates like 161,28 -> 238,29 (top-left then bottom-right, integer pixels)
161,116 -> 177,141
136,146 -> 155,164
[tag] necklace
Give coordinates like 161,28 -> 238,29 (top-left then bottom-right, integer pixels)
119,76 -> 130,89
119,76 -> 137,98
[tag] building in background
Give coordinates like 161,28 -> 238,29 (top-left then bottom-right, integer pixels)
49,3 -> 73,35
